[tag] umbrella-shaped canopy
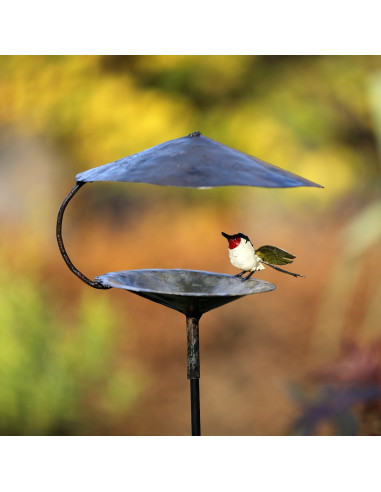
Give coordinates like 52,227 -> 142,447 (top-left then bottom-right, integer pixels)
76,131 -> 323,189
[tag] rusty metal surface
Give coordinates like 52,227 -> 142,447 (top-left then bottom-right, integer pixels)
95,269 -> 275,317
186,316 -> 201,435
76,132 -> 323,189
187,317 -> 200,379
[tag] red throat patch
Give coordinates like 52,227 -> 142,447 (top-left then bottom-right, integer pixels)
228,237 -> 241,249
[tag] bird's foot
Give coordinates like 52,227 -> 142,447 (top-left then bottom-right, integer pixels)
242,271 -> 255,281
234,271 -> 247,278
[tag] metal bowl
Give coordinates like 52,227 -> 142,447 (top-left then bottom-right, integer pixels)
95,269 -> 275,317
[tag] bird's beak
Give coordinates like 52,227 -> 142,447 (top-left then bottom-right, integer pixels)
221,232 -> 231,240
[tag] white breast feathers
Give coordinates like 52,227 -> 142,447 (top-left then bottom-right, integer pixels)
228,240 -> 265,271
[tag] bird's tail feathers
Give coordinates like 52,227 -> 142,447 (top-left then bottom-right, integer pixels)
261,261 -> 305,278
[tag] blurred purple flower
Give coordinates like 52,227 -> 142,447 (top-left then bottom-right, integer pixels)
289,341 -> 381,435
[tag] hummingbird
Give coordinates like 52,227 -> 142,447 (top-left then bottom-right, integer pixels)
221,232 -> 304,280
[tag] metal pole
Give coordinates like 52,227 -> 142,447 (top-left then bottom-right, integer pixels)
186,316 -> 201,436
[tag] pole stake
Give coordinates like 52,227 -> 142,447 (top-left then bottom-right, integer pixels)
186,316 -> 201,435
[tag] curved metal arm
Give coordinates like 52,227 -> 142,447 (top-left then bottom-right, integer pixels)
56,182 -> 111,289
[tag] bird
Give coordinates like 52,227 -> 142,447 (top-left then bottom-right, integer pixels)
221,232 -> 304,280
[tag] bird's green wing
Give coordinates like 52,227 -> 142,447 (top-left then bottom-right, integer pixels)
256,245 -> 296,265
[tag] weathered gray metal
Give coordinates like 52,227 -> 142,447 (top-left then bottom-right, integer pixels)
57,131 -> 322,436
76,131 -> 323,189
187,317 -> 200,379
187,316 -> 201,436
94,268 -> 275,437
95,269 -> 275,317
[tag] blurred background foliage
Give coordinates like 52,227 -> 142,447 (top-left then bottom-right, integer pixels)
0,55 -> 381,435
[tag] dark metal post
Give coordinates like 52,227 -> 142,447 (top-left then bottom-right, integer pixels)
186,316 -> 201,436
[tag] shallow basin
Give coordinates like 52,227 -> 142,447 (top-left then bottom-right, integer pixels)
95,269 -> 276,317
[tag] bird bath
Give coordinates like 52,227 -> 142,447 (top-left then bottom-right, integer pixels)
95,269 -> 275,317
57,131 -> 322,435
